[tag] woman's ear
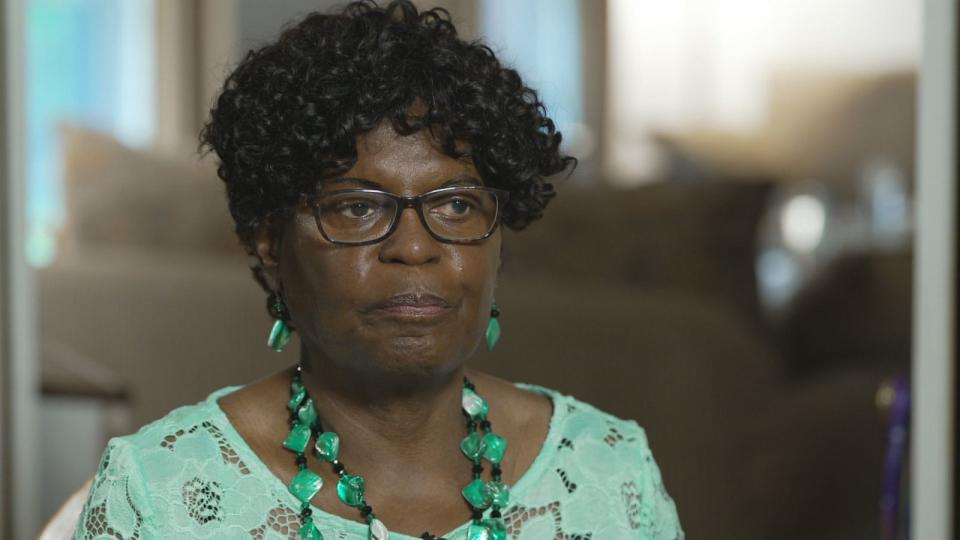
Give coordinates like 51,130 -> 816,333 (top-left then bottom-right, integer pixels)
253,223 -> 282,287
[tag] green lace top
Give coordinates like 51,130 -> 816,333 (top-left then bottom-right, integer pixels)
72,383 -> 684,539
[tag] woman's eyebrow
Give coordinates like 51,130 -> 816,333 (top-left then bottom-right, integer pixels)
323,176 -> 382,189
439,174 -> 483,187
322,174 -> 483,189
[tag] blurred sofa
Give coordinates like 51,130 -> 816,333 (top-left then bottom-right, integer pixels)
654,70 -> 916,191
37,127 -> 906,540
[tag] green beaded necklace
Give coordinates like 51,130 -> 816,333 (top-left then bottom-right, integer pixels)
283,366 -> 510,540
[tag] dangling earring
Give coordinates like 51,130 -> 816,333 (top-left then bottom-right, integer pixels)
266,291 -> 293,352
486,302 -> 501,351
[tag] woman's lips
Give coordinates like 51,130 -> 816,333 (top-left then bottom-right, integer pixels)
368,293 -> 453,320
375,304 -> 450,317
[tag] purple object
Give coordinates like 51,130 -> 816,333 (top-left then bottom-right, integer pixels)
880,373 -> 910,540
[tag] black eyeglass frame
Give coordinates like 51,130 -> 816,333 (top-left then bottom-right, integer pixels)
306,185 -> 511,246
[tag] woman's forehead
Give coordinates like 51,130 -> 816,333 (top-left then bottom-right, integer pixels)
339,122 -> 479,193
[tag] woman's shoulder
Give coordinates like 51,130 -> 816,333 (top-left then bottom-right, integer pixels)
508,380 -> 667,493
515,382 -> 652,450
73,385 -> 269,539
116,384 -> 244,451
86,384 -> 252,492
509,383 -> 685,539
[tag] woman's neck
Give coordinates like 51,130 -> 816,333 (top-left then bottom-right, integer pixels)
295,345 -> 470,477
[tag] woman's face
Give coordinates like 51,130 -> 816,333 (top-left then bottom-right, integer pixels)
258,121 -> 501,377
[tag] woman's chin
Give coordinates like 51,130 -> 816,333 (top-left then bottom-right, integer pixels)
378,335 -> 457,371
303,329 -> 467,377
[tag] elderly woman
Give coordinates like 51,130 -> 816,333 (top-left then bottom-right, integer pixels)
73,2 -> 682,539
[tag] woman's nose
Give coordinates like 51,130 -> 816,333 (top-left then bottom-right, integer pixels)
377,206 -> 442,265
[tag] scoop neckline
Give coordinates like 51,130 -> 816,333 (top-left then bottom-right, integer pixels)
206,380 -> 566,539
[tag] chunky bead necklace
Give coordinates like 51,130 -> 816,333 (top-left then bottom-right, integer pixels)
284,366 -> 510,540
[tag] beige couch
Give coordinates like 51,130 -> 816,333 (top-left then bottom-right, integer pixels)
39,128 -> 901,540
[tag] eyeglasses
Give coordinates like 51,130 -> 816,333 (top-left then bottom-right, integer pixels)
306,186 -> 510,245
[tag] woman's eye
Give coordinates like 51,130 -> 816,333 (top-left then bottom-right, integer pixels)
348,203 -> 370,217
337,201 -> 376,218
446,198 -> 472,215
429,195 -> 479,220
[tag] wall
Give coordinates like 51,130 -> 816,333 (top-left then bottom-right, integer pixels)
605,0 -> 922,183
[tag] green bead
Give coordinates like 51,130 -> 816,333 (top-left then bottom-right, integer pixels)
488,480 -> 510,507
299,519 -> 323,540
283,422 -> 312,454
460,432 -> 487,461
337,474 -> 365,507
482,433 -> 506,465
485,316 -> 500,351
291,377 -> 304,394
297,399 -> 317,426
314,431 -> 340,462
462,388 -> 489,419
368,518 -> 389,540
289,468 -> 323,504
466,520 -> 506,540
461,478 -> 492,509
288,386 -> 307,412
268,319 -> 292,352
467,521 -> 492,540
484,518 -> 507,540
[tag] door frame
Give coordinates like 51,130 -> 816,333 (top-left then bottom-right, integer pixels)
912,0 -> 958,538
1,0 -> 41,537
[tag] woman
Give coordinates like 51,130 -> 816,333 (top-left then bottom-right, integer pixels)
73,2 -> 683,539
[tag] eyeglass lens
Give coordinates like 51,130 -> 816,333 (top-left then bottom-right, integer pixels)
316,188 -> 500,243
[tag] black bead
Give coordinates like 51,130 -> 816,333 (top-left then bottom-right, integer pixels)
490,307 -> 499,317
295,454 -> 307,465
301,508 -> 312,517
480,420 -> 491,430
268,292 -> 289,320
333,462 -> 345,474
361,504 -> 373,516
472,464 -> 484,475
466,420 -> 476,430
472,509 -> 483,520
491,509 -> 502,518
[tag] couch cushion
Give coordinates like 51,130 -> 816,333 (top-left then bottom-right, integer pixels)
59,126 -> 244,259
778,251 -> 912,374
501,180 -> 773,323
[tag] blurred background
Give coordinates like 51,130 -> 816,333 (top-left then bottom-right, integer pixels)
0,0 -> 936,538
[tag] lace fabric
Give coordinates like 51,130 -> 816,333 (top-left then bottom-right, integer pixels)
72,383 -> 684,539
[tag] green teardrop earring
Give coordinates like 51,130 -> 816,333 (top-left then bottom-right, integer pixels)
485,302 -> 501,351
268,319 -> 292,352
266,292 -> 293,352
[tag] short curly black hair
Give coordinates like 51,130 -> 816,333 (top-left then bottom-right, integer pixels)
200,0 -> 574,286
